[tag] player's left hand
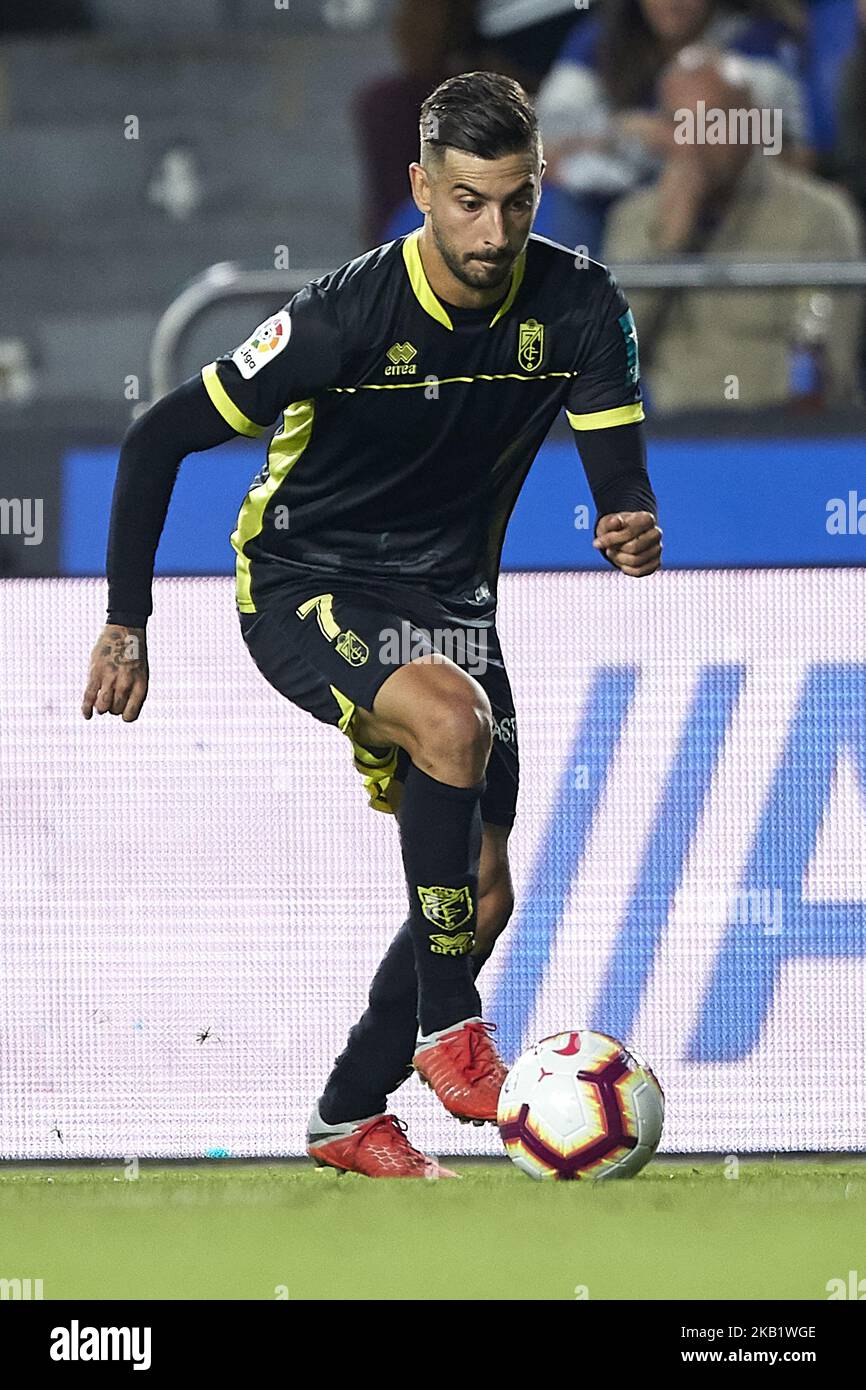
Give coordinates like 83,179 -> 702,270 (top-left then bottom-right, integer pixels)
593,512 -> 662,576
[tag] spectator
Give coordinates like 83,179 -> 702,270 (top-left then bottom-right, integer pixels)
802,0 -> 860,166
603,53 -> 863,410
835,0 -> 866,215
355,0 -> 472,246
473,0 -> 592,92
534,0 -> 809,253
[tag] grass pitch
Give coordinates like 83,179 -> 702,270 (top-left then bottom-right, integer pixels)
0,1157 -> 862,1301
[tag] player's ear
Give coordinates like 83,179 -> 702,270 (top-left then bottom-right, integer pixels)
408,161 -> 431,215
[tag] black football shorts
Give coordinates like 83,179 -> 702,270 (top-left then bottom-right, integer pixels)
238,582 -> 518,827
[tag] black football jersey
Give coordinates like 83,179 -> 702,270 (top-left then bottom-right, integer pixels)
201,230 -> 645,619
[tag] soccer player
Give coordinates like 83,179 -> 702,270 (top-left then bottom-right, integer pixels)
81,72 -> 660,1178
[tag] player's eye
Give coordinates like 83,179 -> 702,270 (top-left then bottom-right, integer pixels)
460,199 -> 481,211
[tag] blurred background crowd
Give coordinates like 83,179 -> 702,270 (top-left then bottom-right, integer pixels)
362,0 -> 866,412
0,0 -> 864,486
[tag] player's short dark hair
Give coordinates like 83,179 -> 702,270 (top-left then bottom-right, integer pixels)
420,71 -> 540,166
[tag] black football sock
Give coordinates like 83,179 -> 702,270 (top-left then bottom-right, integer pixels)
318,919 -> 490,1126
318,918 -> 416,1125
398,762 -> 484,1035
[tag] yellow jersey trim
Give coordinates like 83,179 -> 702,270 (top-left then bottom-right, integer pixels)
566,402 -> 645,431
489,249 -> 526,326
201,362 -> 267,438
403,232 -> 453,330
330,371 -> 576,394
231,399 -> 316,612
402,229 -> 527,331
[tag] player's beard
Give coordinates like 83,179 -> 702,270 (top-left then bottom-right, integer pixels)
430,217 -> 516,293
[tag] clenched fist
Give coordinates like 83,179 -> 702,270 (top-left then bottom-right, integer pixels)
593,511 -> 662,577
81,625 -> 149,723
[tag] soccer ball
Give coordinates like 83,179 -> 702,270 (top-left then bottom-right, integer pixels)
497,1029 -> 664,1181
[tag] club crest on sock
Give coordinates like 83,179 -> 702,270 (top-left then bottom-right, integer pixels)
417,884 -> 474,931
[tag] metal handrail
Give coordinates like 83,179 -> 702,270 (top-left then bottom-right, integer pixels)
149,263 -> 330,401
149,257 -> 866,400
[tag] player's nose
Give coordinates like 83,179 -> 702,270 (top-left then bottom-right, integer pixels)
479,206 -> 509,249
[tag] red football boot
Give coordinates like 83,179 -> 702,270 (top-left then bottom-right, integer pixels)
307,1110 -> 459,1179
413,1017 -> 508,1125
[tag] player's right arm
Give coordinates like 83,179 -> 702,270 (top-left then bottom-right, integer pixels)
80,376 -> 237,722
566,269 -> 661,577
81,283 -> 343,722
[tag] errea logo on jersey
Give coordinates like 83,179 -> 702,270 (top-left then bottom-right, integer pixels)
232,310 -> 292,379
385,341 -> 417,376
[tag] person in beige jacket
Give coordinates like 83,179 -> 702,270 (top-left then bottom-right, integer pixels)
603,52 -> 864,410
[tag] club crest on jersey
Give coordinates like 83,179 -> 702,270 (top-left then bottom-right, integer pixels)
417,884 -> 474,931
385,341 -> 418,376
232,310 -> 292,379
335,629 -> 370,666
518,318 -> 544,372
